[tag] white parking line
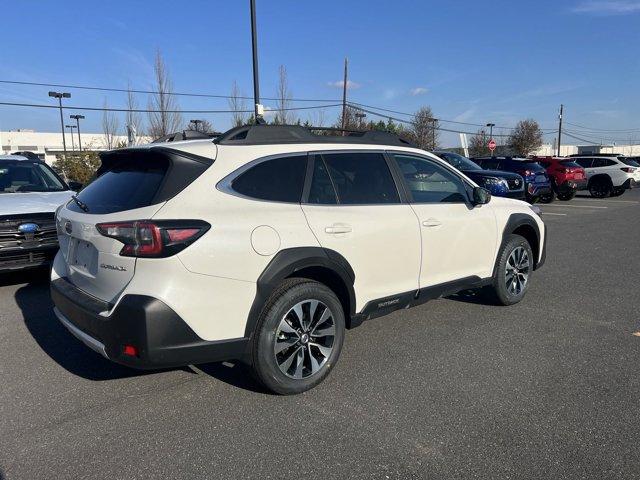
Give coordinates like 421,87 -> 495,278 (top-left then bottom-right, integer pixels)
542,212 -> 567,216
574,198 -> 639,204
541,204 -> 608,209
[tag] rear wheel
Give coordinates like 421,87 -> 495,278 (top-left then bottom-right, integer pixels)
251,278 -> 345,395
556,191 -> 576,201
610,187 -> 626,197
538,191 -> 555,203
589,177 -> 612,198
487,234 -> 533,306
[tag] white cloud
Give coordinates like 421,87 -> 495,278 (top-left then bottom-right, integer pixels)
383,89 -> 399,100
409,87 -> 428,96
327,80 -> 361,90
454,108 -> 477,123
572,1 -> 640,14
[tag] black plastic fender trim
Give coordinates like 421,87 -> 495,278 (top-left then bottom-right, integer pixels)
244,247 -> 357,338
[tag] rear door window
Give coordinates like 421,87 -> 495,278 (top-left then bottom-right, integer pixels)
574,158 -> 593,168
68,158 -> 169,214
307,157 -> 338,204
231,155 -> 307,203
321,152 -> 400,204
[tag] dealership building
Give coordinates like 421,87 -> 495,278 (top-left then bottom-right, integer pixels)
0,129 -> 134,165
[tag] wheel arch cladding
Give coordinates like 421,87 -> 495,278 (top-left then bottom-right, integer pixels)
244,247 -> 357,337
503,213 -> 541,269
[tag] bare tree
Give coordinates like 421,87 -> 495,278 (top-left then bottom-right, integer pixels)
507,119 -> 543,156
469,128 -> 489,157
186,119 -> 214,133
147,50 -> 183,139
274,65 -> 292,125
228,80 -> 247,127
102,98 -> 120,150
409,106 -> 439,150
125,81 -> 142,145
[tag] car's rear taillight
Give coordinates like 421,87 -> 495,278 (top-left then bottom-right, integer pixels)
621,167 -> 636,173
96,220 -> 210,258
516,169 -> 533,177
557,167 -> 569,174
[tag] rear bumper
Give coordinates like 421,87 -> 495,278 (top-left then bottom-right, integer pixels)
527,183 -> 552,198
50,277 -> 249,369
557,179 -> 587,193
0,246 -> 57,272
622,178 -> 637,190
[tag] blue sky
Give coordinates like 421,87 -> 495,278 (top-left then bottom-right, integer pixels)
1,0 -> 639,146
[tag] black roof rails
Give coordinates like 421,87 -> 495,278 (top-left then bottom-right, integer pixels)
568,152 -> 624,157
214,124 -> 416,147
152,130 -> 222,143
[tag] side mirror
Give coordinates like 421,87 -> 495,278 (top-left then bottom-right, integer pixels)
68,181 -> 83,192
473,186 -> 491,205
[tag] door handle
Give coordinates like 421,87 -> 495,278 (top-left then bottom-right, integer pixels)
422,219 -> 442,228
325,224 -> 352,234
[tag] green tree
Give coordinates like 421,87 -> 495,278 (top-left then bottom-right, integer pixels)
53,151 -> 101,185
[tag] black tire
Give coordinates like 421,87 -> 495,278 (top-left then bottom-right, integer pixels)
486,234 -> 534,306
556,191 -> 576,201
589,177 -> 612,198
610,187 -> 626,197
538,191 -> 555,203
526,194 -> 538,204
251,278 -> 345,395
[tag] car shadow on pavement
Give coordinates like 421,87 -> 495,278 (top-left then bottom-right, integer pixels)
195,361 -> 271,394
14,275 -> 156,381
445,289 -> 501,306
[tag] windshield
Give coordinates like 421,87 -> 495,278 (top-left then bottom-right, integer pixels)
0,161 -> 67,193
438,152 -> 482,171
619,157 -> 640,167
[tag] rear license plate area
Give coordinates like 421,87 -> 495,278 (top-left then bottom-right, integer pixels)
69,238 -> 97,273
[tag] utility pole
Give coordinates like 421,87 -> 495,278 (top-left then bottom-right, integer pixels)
341,57 -> 348,133
557,104 -> 564,157
249,0 -> 264,123
49,91 -> 70,158
486,123 -> 495,157
70,114 -> 84,151
431,118 -> 436,150
65,125 -> 77,151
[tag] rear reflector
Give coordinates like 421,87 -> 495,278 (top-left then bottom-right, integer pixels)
123,344 -> 138,357
96,220 -> 210,258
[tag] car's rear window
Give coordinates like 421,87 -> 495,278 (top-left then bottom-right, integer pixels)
619,157 -> 640,167
512,160 -> 546,172
67,158 -> 169,214
560,160 -> 582,168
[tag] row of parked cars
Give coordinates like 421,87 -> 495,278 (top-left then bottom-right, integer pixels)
435,151 -> 640,203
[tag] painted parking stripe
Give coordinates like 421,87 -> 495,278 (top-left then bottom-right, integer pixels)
573,198 -> 639,204
542,212 -> 567,216
541,204 -> 608,209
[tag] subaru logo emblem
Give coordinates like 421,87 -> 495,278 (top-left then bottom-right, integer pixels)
18,223 -> 39,234
64,221 -> 73,234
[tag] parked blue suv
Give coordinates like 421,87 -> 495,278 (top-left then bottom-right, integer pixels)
471,156 -> 552,203
435,151 -> 525,200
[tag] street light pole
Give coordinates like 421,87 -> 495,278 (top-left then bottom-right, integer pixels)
486,123 -> 495,157
49,91 -> 70,158
65,125 -> 77,151
70,114 -> 85,151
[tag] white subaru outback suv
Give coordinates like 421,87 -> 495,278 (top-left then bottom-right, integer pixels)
570,154 -> 640,198
51,125 -> 546,394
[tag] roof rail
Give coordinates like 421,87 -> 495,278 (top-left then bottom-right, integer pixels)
214,124 -> 416,147
152,130 -> 222,143
568,152 -> 624,157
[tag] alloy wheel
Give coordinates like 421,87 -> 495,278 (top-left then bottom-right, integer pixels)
274,299 -> 336,379
505,246 -> 530,296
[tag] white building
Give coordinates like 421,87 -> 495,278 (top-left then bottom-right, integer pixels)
0,130 -> 148,165
532,143 -> 640,157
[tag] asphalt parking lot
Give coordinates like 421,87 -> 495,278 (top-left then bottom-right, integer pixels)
1,190 -> 639,480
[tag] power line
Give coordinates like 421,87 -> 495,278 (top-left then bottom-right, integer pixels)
0,79 -> 341,103
564,121 -> 640,133
0,101 -> 341,114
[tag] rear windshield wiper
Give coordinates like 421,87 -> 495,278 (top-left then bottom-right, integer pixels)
71,194 -> 89,212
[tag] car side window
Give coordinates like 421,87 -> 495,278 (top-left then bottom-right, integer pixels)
591,158 -> 605,168
482,158 -> 501,169
321,152 -> 400,205
575,158 -> 592,168
603,159 -> 616,167
307,157 -> 337,204
394,154 -> 468,204
231,155 -> 307,203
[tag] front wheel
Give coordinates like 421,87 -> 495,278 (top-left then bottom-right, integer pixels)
557,191 -> 576,201
251,278 -> 345,395
487,234 -> 533,306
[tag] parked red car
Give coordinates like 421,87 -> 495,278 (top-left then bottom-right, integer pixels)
533,156 -> 587,201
